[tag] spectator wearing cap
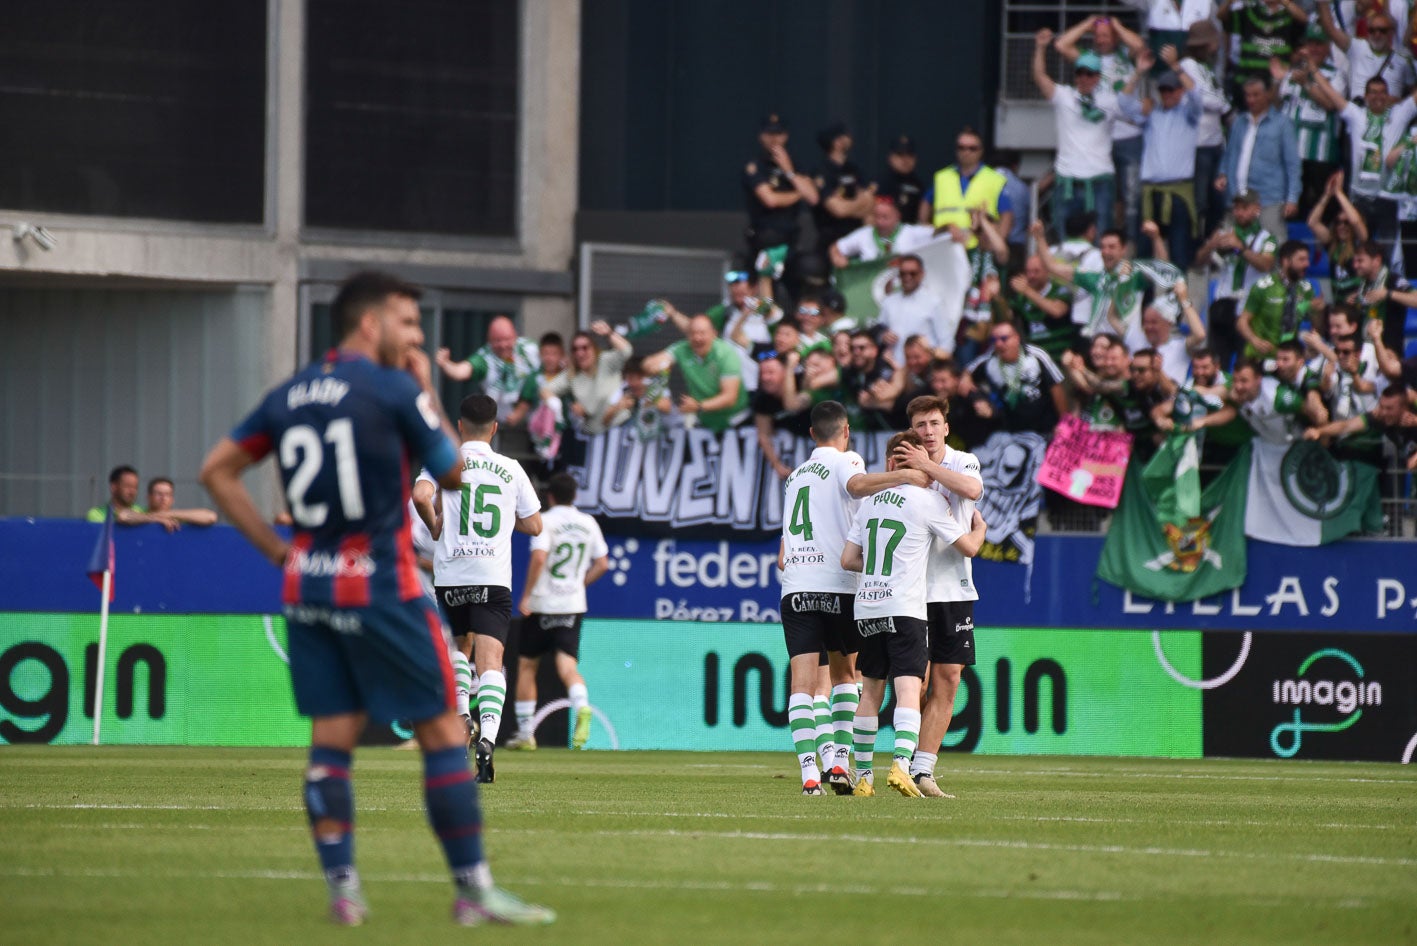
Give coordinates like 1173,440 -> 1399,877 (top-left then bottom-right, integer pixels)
1217,74 -> 1301,241
812,123 -> 875,257
1194,189 -> 1279,368
1034,28 -> 1120,245
820,287 -> 850,333
828,195 -> 935,269
879,135 -> 926,225
1274,22 -> 1349,217
1118,45 -> 1203,268
1225,0 -> 1309,105
1055,14 -> 1150,248
1303,67 -> 1416,258
1178,19 -> 1231,235
921,126 -> 1012,251
1316,1 -> 1415,101
742,113 -> 819,259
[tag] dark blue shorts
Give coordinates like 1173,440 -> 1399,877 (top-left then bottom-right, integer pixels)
285,597 -> 456,724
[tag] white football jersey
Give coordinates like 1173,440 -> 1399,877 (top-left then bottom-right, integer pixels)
926,445 -> 982,603
417,440 -> 540,589
846,484 -> 965,621
525,503 -> 608,615
780,446 -> 867,595
407,498 -> 437,600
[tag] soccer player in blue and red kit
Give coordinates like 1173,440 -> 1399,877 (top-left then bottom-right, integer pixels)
200,271 -> 554,927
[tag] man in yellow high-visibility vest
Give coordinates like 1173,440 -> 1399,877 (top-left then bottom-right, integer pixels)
922,128 -> 1013,249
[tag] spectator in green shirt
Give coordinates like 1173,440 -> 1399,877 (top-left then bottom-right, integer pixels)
435,314 -> 540,423
644,314 -> 750,432
1237,239 -> 1322,362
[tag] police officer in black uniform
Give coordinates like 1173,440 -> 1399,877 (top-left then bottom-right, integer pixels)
812,122 -> 875,258
743,113 -> 817,260
879,134 -> 926,227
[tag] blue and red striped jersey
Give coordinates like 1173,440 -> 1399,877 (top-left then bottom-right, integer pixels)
231,350 -> 457,607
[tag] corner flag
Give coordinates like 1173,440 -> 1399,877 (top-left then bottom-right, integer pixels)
87,505 -> 115,600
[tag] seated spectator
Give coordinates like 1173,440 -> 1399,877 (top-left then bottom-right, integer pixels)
967,320 -> 1067,435
877,253 -> 954,364
1316,1 -> 1415,103
829,195 -> 934,269
643,314 -> 750,432
85,465 -> 177,530
1237,239 -> 1322,362
1120,46 -> 1203,269
1055,15 -> 1149,245
1194,190 -> 1278,368
1304,382 -> 1417,469
1143,278 -> 1209,384
548,321 -> 632,438
879,134 -> 926,226
436,314 -> 540,423
602,355 -> 673,442
1001,254 -> 1076,364
1275,26 -> 1349,216
145,477 -> 218,527
1307,171 -> 1368,301
753,356 -> 812,478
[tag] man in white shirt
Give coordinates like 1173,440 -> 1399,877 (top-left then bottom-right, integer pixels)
509,473 -> 609,753
877,253 -> 953,365
1317,1 -> 1415,101
841,430 -> 985,798
892,395 -> 985,799
829,195 -> 934,268
778,400 -> 931,795
414,394 -> 543,783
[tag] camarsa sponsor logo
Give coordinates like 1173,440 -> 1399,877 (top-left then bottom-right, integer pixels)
858,616 -> 897,637
788,593 -> 842,614
287,547 -> 375,578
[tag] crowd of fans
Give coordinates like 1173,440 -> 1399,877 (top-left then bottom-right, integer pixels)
432,0 -> 1417,531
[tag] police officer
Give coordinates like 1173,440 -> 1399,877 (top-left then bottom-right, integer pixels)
879,134 -> 926,227
743,113 -> 819,259
812,122 -> 875,256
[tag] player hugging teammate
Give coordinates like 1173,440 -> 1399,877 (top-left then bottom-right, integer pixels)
779,398 -> 986,798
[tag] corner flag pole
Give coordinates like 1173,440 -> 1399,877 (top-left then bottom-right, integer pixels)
92,568 -> 112,746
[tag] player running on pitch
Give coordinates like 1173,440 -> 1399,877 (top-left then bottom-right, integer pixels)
509,472 -> 610,750
779,400 -> 931,795
414,394 -> 542,784
841,431 -> 985,798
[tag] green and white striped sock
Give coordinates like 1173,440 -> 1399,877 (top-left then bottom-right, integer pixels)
451,650 -> 473,718
788,692 -> 821,785
477,669 -> 506,744
854,714 -> 879,779
812,695 -> 836,770
893,707 -> 921,767
830,684 -> 859,769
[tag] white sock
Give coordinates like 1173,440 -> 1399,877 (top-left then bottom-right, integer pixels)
514,699 -> 535,736
477,669 -> 507,744
451,649 -> 472,718
568,682 -> 589,711
910,751 -> 938,778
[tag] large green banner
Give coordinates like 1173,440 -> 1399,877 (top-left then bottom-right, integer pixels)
578,620 -> 1202,757
0,613 -> 306,746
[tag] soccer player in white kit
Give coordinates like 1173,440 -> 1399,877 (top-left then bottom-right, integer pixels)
841,430 -> 986,798
894,394 -> 984,798
414,394 -> 542,783
779,400 -> 932,795
511,472 -> 610,751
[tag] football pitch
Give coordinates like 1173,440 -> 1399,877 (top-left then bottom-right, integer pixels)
1,748 -> 1413,946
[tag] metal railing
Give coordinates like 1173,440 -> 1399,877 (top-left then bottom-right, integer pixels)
1000,1 -> 1145,103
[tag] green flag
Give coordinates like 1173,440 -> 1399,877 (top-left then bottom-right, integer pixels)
1097,442 -> 1251,603
834,257 -> 893,326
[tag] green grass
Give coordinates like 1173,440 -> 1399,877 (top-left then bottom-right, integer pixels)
1,748 -> 1414,946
